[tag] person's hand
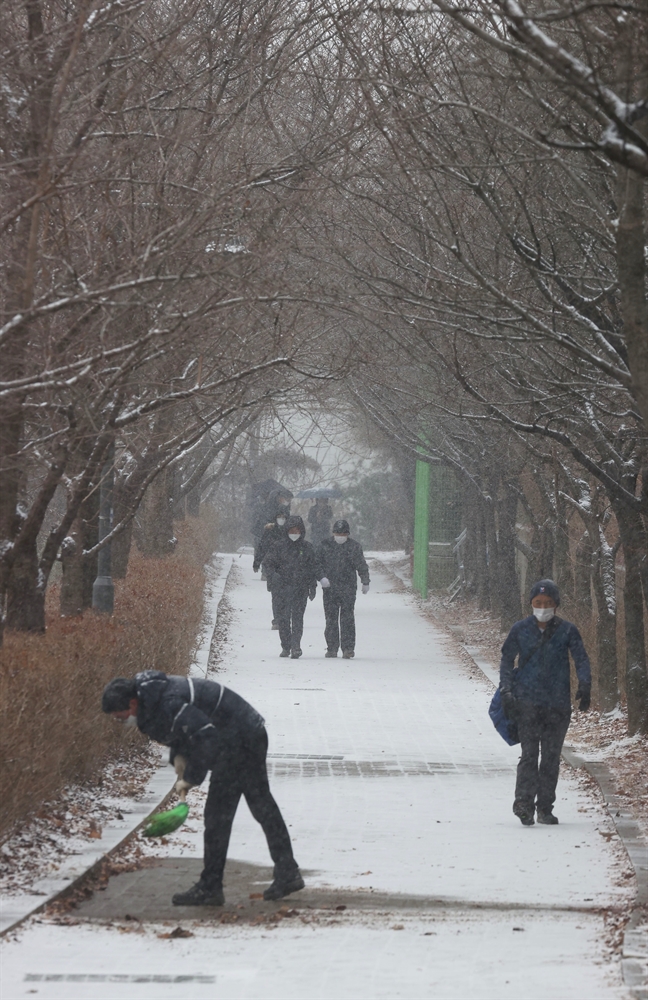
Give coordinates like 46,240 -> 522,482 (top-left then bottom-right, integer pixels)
501,690 -> 518,719
576,684 -> 591,712
320,577 -> 330,588
174,755 -> 187,779
253,562 -> 260,573
362,584 -> 370,595
174,778 -> 192,798
309,586 -> 316,601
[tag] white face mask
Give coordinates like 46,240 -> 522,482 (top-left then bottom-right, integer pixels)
276,518 -> 286,526
333,535 -> 348,544
116,714 -> 138,729
288,532 -> 300,542
533,607 -> 555,623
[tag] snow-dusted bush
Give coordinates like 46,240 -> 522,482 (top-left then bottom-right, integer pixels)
0,517 -> 217,839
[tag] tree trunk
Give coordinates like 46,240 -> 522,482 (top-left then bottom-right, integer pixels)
484,499 -> 499,616
186,487 -> 201,518
617,162 -> 648,420
497,489 -> 521,630
59,527 -> 85,617
474,499 -> 490,609
5,542 -> 45,632
59,492 -> 99,616
553,493 -> 573,600
589,527 -> 619,713
462,488 -> 486,601
574,531 -> 593,616
111,521 -> 133,579
0,214 -> 34,642
111,478 -> 136,579
615,505 -> 648,734
137,467 -> 176,558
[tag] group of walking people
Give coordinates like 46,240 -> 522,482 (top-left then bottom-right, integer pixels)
252,495 -> 370,660
100,489 -> 592,911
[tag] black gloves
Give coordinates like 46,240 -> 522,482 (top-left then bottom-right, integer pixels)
308,585 -> 316,601
501,689 -> 518,719
576,684 -> 591,712
253,562 -> 260,573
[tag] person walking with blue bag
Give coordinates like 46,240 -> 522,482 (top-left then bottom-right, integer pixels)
498,579 -> 591,827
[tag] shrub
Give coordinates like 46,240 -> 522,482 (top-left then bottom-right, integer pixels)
0,515 -> 217,839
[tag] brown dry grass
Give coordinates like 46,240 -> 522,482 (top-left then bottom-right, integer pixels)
0,515 -> 218,839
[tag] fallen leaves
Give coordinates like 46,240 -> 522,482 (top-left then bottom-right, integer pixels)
158,926 -> 194,939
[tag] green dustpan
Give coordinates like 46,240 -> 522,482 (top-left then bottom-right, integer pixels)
142,801 -> 189,838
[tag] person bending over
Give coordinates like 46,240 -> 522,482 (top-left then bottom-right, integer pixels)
102,671 -> 304,905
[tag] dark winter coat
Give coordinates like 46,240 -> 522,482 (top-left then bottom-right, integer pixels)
264,534 -> 319,594
134,670 -> 264,786
253,522 -> 286,571
308,503 -> 333,541
499,615 -> 591,713
252,489 -> 290,540
316,537 -> 370,594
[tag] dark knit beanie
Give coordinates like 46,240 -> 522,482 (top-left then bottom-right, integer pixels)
102,677 -> 137,712
529,579 -> 560,606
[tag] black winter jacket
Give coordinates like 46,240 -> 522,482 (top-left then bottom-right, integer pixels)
308,503 -> 333,540
500,615 -> 591,713
134,670 -> 264,786
316,537 -> 370,592
253,522 -> 286,571
264,535 -> 319,593
252,489 -> 289,539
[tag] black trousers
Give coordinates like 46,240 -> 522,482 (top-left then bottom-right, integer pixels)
323,588 -> 356,653
273,586 -> 309,651
202,727 -> 296,888
514,702 -> 571,813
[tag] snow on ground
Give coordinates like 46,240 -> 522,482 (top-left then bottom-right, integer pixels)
0,554 -> 634,999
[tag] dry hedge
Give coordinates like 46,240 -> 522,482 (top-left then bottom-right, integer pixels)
0,516 -> 218,839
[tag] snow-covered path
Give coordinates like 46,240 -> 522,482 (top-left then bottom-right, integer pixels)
1,555 -> 632,999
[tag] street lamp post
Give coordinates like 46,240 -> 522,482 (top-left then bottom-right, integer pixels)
92,443 -> 115,614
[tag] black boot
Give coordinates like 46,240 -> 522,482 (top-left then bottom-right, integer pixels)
280,648 -> 290,657
537,809 -> 559,825
342,650 -> 354,659
291,648 -> 302,659
263,866 -> 305,901
325,650 -> 337,658
172,881 -> 224,906
513,801 -> 535,826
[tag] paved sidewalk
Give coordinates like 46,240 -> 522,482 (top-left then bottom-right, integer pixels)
0,555 -> 634,1000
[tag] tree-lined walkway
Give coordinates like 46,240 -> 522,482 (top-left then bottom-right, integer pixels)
0,557 -> 632,999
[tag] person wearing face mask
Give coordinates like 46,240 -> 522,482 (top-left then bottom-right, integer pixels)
264,515 -> 320,658
101,671 -> 304,906
499,579 -> 591,827
253,504 -> 290,627
308,497 -> 334,547
316,519 -> 370,659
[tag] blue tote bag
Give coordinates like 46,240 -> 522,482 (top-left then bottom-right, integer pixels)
488,688 -> 520,746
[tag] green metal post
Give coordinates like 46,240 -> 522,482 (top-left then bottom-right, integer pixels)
413,456 -> 430,598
